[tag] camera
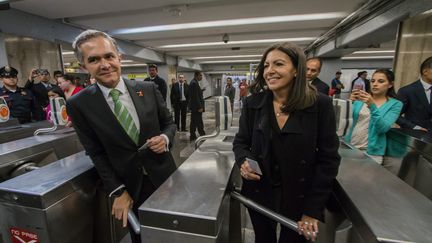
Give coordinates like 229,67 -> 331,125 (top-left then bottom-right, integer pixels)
222,33 -> 229,44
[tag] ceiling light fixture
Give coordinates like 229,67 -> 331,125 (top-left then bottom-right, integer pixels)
190,55 -> 262,60
353,50 -> 395,54
341,56 -> 394,60
109,12 -> 346,35
198,59 -> 261,64
158,37 -> 315,49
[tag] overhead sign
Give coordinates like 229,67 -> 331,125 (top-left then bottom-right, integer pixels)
127,73 -> 148,79
10,227 -> 40,243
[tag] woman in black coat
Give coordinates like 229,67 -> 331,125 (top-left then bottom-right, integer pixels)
233,42 -> 340,243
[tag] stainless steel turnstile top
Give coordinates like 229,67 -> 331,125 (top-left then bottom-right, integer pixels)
139,132 -> 237,236
336,146 -> 432,242
0,151 -> 94,208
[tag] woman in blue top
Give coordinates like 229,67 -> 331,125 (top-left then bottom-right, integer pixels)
345,69 -> 402,164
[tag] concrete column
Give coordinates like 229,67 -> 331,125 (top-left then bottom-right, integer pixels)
394,10 -> 432,90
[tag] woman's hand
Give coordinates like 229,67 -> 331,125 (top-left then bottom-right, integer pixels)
356,90 -> 375,107
298,215 -> 319,241
240,160 -> 261,181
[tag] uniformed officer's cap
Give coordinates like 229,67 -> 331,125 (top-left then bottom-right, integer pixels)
36,69 -> 50,75
0,66 -> 18,78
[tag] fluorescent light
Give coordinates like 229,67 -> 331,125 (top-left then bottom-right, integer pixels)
199,60 -> 260,64
158,37 -> 315,49
62,51 -> 75,55
341,56 -> 394,60
190,55 -> 262,60
353,50 -> 395,54
121,63 -> 147,67
121,60 -> 134,63
110,12 -> 346,35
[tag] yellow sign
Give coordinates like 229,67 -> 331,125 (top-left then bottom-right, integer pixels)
127,73 -> 148,79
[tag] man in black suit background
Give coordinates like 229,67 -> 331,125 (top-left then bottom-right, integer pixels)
144,64 -> 168,101
170,73 -> 189,131
397,56 -> 432,132
306,57 -> 330,95
25,68 -> 62,120
66,30 -> 176,243
188,71 -> 206,141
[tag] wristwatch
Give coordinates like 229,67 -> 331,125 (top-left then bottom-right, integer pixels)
111,187 -> 126,198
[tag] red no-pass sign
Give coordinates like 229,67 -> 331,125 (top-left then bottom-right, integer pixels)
10,227 -> 40,243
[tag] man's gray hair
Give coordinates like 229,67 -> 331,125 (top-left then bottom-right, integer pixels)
72,29 -> 119,63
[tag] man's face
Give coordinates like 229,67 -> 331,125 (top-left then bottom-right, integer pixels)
306,60 -> 321,81
226,78 -> 232,86
39,72 -> 51,83
80,36 -> 122,88
423,68 -> 432,84
1,76 -> 18,88
54,74 -> 62,82
178,75 -> 185,83
149,67 -> 157,78
336,73 -> 341,79
196,73 -> 203,81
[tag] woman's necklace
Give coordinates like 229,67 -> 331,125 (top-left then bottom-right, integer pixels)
273,100 -> 285,117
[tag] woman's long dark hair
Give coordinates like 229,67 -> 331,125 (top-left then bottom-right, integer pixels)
250,42 -> 316,113
372,69 -> 396,98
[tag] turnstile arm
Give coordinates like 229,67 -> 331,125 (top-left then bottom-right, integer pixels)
128,211 -> 140,235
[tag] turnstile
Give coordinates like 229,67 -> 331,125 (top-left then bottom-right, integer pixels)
0,120 -> 53,144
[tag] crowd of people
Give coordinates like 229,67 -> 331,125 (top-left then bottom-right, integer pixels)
1,27 -> 432,243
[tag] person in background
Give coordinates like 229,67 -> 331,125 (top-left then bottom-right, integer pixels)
306,57 -> 329,95
350,71 -> 370,92
25,68 -> 63,119
331,71 -> 344,98
224,77 -> 236,112
344,69 -> 402,164
0,65 -> 39,123
239,78 -> 249,107
58,74 -> 83,99
170,74 -> 189,131
188,71 -> 205,141
396,56 -> 432,132
45,86 -> 66,121
233,42 -> 340,243
144,64 -> 168,101
53,70 -> 63,85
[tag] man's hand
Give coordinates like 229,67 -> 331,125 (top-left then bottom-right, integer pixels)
146,135 -> 167,154
112,191 -> 133,227
28,68 -> 38,81
198,108 -> 204,112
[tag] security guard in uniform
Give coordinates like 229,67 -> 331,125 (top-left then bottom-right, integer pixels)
0,66 -> 39,123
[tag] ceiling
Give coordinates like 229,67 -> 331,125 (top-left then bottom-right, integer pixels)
11,0 -> 395,67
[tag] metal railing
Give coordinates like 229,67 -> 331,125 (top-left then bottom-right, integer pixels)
230,191 -> 299,232
195,99 -> 221,149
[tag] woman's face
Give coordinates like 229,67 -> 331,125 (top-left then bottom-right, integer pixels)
370,72 -> 392,96
48,91 -> 59,99
263,49 -> 297,92
58,77 -> 71,91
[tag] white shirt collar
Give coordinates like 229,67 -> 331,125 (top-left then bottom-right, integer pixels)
97,77 -> 127,99
420,77 -> 432,90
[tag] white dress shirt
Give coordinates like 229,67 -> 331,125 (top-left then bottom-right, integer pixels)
420,78 -> 431,104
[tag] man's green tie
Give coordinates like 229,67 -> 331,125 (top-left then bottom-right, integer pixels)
109,89 -> 139,144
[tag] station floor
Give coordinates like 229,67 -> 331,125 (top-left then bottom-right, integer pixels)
120,98 -> 257,243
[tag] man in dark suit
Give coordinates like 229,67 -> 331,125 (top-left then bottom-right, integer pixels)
25,68 -> 62,120
306,57 -> 330,95
66,30 -> 176,243
188,71 -> 206,141
144,64 -> 168,101
170,73 -> 189,131
397,56 -> 432,131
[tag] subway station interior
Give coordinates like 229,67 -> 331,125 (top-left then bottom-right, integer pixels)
0,0 -> 432,242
